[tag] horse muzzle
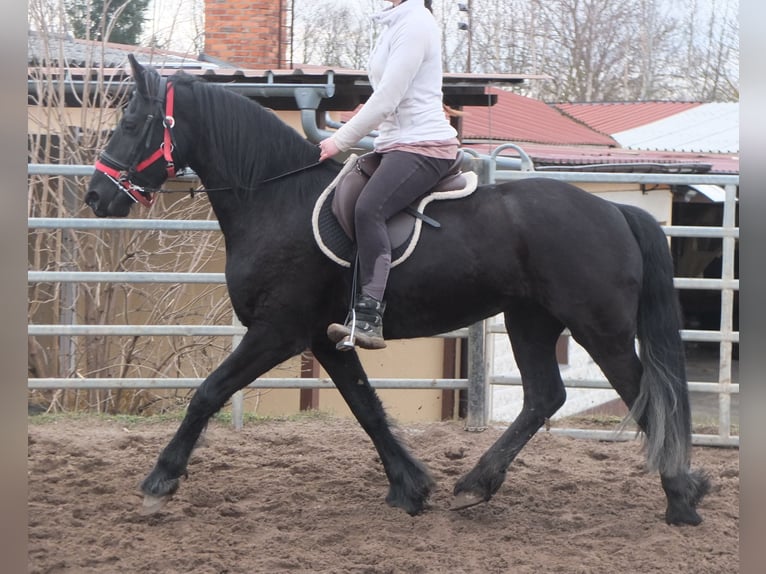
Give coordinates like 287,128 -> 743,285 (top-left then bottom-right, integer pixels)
85,175 -> 135,218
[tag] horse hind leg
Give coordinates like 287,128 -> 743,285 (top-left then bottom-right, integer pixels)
583,335 -> 710,525
452,301 -> 565,510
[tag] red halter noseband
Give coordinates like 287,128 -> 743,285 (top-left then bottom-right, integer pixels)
94,79 -> 178,208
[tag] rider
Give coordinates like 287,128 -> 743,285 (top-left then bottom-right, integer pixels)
319,0 -> 459,350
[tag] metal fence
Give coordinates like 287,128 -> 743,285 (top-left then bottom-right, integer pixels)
487,166 -> 739,447
27,156 -> 739,446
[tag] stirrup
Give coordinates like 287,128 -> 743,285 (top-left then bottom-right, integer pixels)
327,307 -> 387,351
336,308 -> 358,351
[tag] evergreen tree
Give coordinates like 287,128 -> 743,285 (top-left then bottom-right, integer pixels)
65,0 -> 150,45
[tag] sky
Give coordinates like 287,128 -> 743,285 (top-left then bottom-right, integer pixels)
142,0 -> 201,54
142,0 -> 390,53
143,0 -> 739,57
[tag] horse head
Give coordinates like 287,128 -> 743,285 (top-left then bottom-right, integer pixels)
85,55 -> 185,217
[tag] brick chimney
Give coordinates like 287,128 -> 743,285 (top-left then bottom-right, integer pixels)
204,0 -> 291,69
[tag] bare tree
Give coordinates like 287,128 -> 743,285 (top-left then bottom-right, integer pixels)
142,0 -> 205,55
27,1 -> 238,414
672,0 -> 739,101
291,0 -> 738,102
292,1 -> 373,69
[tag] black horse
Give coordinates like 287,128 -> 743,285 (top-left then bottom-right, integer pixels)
85,56 -> 709,525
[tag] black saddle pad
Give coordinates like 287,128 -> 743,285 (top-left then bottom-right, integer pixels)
311,156 -> 478,268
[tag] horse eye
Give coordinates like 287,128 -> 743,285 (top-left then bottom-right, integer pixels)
121,118 -> 138,132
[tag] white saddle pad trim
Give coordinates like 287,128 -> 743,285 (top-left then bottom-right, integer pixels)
311,155 -> 478,268
312,155 -> 359,268
392,170 -> 478,267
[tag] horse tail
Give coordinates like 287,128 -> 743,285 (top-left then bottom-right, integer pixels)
617,204 -> 692,475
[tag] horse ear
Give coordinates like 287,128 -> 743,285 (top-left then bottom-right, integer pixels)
128,54 -> 150,98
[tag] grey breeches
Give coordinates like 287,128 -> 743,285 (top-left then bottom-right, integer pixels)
355,150 -> 454,300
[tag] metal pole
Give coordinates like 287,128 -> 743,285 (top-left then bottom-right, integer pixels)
230,314 -> 245,430
717,184 -> 737,439
465,321 -> 488,430
465,154 -> 492,431
58,178 -> 79,381
466,0 -> 473,73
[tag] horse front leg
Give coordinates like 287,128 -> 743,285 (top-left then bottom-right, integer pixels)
311,337 -> 435,515
140,328 -> 298,514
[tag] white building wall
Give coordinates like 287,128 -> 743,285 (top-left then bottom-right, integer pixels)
489,314 -> 621,423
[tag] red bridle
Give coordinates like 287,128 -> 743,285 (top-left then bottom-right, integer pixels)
94,80 -> 178,208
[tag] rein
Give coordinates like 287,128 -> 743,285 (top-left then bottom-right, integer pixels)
152,159 -> 324,200
259,160 -> 323,184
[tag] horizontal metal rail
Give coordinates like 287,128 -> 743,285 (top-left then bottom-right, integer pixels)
486,322 -> 739,342
28,217 -> 220,231
673,278 -> 739,290
490,375 -> 738,394
28,324 -> 737,344
28,216 -> 739,239
544,427 -> 739,447
662,226 -> 738,239
492,167 -> 739,187
28,324 -> 245,337
27,377 -> 469,390
28,271 -> 226,284
26,271 -> 740,293
27,323 -> 469,339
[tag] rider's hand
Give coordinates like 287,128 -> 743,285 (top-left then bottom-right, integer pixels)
318,137 -> 341,162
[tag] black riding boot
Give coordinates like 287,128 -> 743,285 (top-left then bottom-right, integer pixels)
327,294 -> 386,350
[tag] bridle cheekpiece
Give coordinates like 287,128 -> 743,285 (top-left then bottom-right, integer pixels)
94,78 -> 178,208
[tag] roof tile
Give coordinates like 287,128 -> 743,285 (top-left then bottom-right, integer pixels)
554,101 -> 702,134
460,87 -> 617,146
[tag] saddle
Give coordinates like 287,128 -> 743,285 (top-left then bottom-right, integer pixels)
312,151 -> 478,268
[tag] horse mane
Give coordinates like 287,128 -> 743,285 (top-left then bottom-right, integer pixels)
170,72 -> 321,191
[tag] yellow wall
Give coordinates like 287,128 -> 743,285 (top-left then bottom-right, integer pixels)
582,182 -> 673,225
235,338 -> 448,423
318,338 -> 447,423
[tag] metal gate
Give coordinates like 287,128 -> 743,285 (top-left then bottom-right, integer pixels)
27,156 -> 739,446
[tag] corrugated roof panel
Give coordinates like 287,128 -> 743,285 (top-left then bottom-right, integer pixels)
554,102 -> 702,134
612,103 -> 739,153
462,142 -> 738,174
27,31 -> 205,69
461,88 -> 617,146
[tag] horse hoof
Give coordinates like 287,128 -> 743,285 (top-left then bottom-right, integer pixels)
450,491 -> 485,511
139,494 -> 171,515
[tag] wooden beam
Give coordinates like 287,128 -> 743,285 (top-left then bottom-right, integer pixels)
299,351 -> 320,410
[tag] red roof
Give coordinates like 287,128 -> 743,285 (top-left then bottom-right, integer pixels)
338,88 -> 737,174
460,91 -> 735,173
461,87 -> 617,146
554,101 -> 702,134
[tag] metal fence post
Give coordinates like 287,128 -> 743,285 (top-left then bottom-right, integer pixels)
466,321 -> 488,431
717,183 -> 737,440
464,154 -> 492,431
230,314 -> 244,430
